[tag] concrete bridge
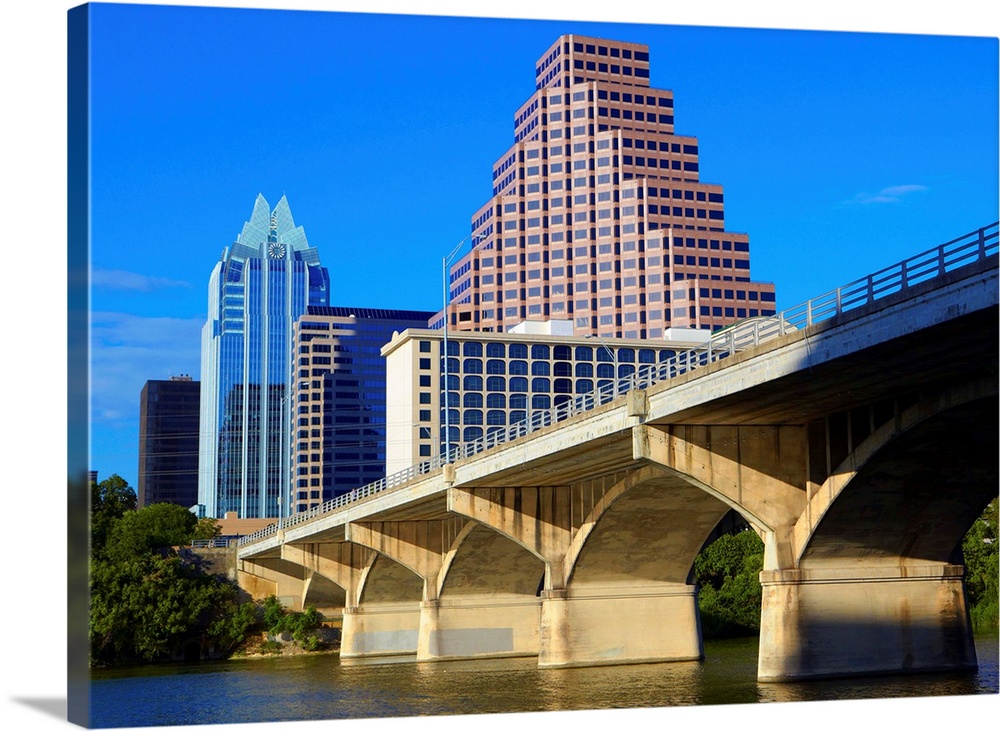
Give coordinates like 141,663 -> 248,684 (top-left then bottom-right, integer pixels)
238,223 -> 998,682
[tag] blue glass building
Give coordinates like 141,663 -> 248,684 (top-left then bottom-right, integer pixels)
198,194 -> 330,518
291,307 -> 436,513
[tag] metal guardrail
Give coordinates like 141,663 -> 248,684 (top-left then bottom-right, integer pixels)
240,222 -> 998,548
190,538 -> 233,548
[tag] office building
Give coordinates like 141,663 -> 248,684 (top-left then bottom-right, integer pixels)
198,194 -> 331,519
441,34 -> 776,337
138,375 -> 200,508
381,322 -> 709,473
291,306 -> 436,512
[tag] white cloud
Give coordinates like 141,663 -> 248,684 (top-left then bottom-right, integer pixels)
847,184 -> 929,205
90,312 -> 203,426
91,268 -> 192,292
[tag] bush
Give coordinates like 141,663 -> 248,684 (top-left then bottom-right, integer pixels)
260,596 -> 324,649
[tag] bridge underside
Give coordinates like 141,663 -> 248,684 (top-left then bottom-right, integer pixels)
237,260 -> 998,681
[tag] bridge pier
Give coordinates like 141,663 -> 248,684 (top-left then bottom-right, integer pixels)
538,584 -> 702,668
418,595 -> 541,661
758,564 -> 976,681
341,603 -> 422,659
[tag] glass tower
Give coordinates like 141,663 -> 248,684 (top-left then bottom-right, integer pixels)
198,194 -> 331,518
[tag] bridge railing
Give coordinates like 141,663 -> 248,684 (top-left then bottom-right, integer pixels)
239,222 -> 997,548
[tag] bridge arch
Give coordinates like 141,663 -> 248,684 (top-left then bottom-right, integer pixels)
301,571 -> 346,614
562,464 -> 734,590
436,520 -> 544,601
358,550 -> 423,605
792,378 -> 999,568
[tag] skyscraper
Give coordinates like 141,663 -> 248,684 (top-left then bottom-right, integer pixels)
138,375 -> 200,508
198,194 -> 331,519
442,35 -> 776,337
290,307 -> 436,511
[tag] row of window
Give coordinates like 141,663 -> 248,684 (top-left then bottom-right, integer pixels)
424,340 -> 672,362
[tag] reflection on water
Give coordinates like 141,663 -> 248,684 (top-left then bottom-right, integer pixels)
89,635 -> 998,729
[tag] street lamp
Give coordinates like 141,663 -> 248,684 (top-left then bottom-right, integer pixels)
279,393 -> 290,530
442,232 -> 486,463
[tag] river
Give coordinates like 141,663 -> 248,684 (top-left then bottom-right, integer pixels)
89,634 -> 997,729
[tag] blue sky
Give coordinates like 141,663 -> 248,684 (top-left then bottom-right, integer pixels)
3,3 -> 998,730
86,3 -> 998,488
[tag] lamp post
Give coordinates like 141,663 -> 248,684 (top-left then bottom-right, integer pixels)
442,232 -> 486,463
278,393 -> 289,530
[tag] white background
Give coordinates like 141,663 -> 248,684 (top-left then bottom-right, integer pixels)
1,2 -> 996,730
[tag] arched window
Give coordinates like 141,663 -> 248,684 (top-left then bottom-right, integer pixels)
531,344 -> 550,360
509,360 -> 529,375
464,410 -> 483,425
464,375 -> 483,391
509,377 -> 528,392
531,377 -> 550,393
486,393 -> 506,409
531,361 -> 550,376
575,345 -> 593,361
575,362 -> 593,378
486,376 -> 506,392
486,342 -> 506,358
463,341 -> 483,358
486,359 -> 506,375
463,393 -> 483,408
509,343 -> 528,359
463,359 -> 483,374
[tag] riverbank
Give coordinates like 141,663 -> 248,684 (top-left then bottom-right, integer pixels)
229,630 -> 341,660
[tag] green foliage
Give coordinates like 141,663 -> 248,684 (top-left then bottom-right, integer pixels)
90,474 -> 137,554
193,517 -> 222,541
694,528 -> 764,639
101,502 -> 198,564
208,597 -> 261,654
963,498 -> 998,634
258,640 -> 283,655
89,550 -> 247,665
260,596 -> 324,650
88,478 -> 263,666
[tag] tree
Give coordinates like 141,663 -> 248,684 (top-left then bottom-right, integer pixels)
193,517 -> 222,541
694,528 -> 765,638
963,497 -> 998,633
89,496 -> 255,666
101,502 -> 198,564
90,474 -> 137,554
